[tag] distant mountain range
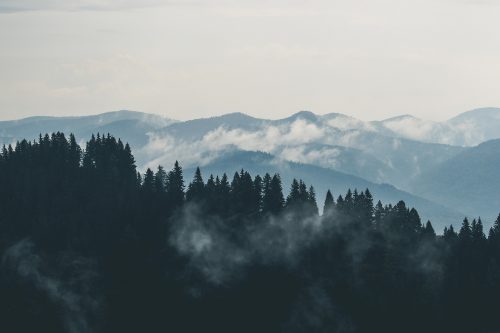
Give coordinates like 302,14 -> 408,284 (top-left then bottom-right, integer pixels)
1,107 -> 499,231
0,110 -> 176,148
412,139 -> 500,223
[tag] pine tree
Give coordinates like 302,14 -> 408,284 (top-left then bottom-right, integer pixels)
286,179 -> 300,207
489,214 -> 500,271
186,167 -> 205,202
68,133 -> 82,169
216,173 -> 231,216
472,218 -> 486,243
344,189 -> 353,213
459,217 -> 472,243
443,224 -> 458,241
363,189 -> 374,224
336,195 -> 345,212
142,168 -> 155,193
262,173 -> 271,199
154,166 -> 167,193
239,170 -> 256,214
422,221 -> 436,239
489,214 -> 500,243
166,161 -> 185,208
408,208 -> 422,235
263,174 -> 284,214
205,175 -> 217,214
298,180 -> 308,202
253,175 -> 263,213
307,185 -> 319,215
373,200 -> 384,229
323,190 -> 335,215
122,143 -> 137,181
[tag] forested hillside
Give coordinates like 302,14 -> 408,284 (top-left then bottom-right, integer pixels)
1,133 -> 499,333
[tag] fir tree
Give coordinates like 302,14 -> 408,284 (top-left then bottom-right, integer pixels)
323,190 -> 335,215
186,167 -> 205,202
154,166 -> 167,193
263,174 -> 284,214
166,161 -> 185,208
142,168 -> 155,193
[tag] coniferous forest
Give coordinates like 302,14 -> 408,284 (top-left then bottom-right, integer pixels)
1,132 -> 500,333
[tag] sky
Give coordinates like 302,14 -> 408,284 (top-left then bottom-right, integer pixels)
0,0 -> 499,122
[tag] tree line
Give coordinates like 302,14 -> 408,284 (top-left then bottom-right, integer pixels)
0,132 -> 499,332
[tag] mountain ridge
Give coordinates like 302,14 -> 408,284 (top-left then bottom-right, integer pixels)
1,108 -> 499,229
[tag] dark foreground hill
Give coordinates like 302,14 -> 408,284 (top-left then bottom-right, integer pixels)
0,132 -> 499,333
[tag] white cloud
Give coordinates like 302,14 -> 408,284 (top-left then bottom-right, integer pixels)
138,118 -> 328,169
0,0 -> 179,12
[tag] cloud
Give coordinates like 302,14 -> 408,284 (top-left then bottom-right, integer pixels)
138,118 -> 329,170
0,0 -> 186,12
2,239 -> 101,332
169,202 -> 324,285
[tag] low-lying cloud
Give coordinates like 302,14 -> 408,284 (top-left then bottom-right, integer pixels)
170,203 -> 324,284
1,239 -> 101,333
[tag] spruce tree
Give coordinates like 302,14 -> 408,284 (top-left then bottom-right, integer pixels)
298,180 -> 308,202
186,167 -> 205,202
68,133 -> 82,169
472,217 -> 486,242
217,173 -> 231,216
166,161 -> 185,208
142,168 -> 155,193
154,166 -> 167,193
253,175 -> 263,213
307,185 -> 319,216
286,179 -> 300,207
323,190 -> 335,215
422,221 -> 436,239
373,200 -> 385,230
263,174 -> 284,214
459,217 -> 472,243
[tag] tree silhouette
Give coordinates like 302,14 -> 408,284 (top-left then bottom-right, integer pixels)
1,132 -> 500,333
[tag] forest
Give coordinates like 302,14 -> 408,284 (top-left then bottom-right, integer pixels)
0,132 -> 499,333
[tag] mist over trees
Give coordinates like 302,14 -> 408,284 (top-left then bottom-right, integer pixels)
0,133 -> 500,333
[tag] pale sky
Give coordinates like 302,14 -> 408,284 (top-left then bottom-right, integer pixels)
0,0 -> 499,121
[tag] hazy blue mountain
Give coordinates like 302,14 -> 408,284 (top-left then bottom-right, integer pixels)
184,150 -> 464,231
370,115 -> 460,145
411,139 -> 500,227
447,107 -> 500,145
0,109 -> 460,197
368,108 -> 500,146
0,110 -> 176,147
272,110 -> 322,125
308,108 -> 500,146
154,112 -> 268,141
148,110 -> 464,190
270,142 -> 392,184
2,109 -> 497,228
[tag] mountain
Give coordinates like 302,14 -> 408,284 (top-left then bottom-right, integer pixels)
411,139 -> 500,227
3,108 -> 499,229
0,110 -> 478,189
270,143 -> 393,184
184,150 -> 463,231
371,115 -> 459,145
0,110 -> 176,148
368,107 -> 500,146
447,107 -> 500,145
145,111 -> 464,190
153,112 -> 267,142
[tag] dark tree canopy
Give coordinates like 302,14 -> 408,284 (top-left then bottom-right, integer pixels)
0,132 -> 499,333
